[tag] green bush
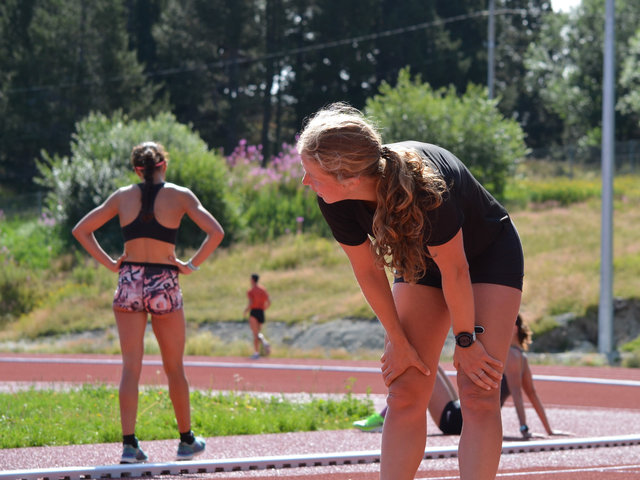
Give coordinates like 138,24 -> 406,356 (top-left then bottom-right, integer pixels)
0,214 -> 64,270
0,214 -> 63,323
167,147 -> 240,249
36,111 -> 238,253
365,68 -> 528,199
225,141 -> 331,242
0,260 -> 41,325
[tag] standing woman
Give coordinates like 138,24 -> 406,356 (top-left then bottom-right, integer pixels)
72,142 -> 224,463
297,103 -> 523,480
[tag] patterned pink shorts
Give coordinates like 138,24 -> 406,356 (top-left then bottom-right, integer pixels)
113,262 -> 183,315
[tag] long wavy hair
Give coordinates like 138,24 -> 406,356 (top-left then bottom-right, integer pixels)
130,141 -> 168,222
297,103 -> 447,283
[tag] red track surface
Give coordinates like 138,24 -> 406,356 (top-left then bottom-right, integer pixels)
1,353 -> 640,479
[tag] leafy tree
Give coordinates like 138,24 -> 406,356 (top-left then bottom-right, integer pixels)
493,0 -> 560,148
524,0 -> 640,145
0,0 -> 38,187
0,0 -> 164,190
36,111 -> 238,252
430,0 -> 487,91
365,68 -> 528,199
125,0 -> 165,68
617,29 -> 640,129
153,0 -> 263,154
284,1 -> 490,135
286,0 -> 381,123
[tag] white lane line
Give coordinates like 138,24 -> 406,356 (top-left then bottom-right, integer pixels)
427,463 -> 640,480
495,464 -> 640,478
1,356 -> 640,387
2,434 -> 640,480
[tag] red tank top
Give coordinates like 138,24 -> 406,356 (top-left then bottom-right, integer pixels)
247,286 -> 269,310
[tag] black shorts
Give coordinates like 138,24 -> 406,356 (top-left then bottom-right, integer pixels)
250,308 -> 265,324
394,218 -> 524,291
439,400 -> 463,435
500,374 -> 510,407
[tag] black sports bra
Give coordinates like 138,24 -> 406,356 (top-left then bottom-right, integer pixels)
121,183 -> 178,245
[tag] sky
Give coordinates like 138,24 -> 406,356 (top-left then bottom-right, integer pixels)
552,0 -> 582,12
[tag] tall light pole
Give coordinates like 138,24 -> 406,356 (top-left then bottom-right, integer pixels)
599,0 -> 615,362
487,0 -> 495,99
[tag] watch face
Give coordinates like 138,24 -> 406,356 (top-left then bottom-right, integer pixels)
456,332 -> 474,347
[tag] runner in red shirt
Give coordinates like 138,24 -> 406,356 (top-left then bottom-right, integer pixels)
244,273 -> 272,359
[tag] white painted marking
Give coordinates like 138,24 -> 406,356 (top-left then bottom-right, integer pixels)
2,434 -> 639,480
1,356 -> 639,387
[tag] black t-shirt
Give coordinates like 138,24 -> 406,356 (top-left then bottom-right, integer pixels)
317,141 -> 509,263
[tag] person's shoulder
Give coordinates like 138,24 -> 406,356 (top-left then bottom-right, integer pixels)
117,183 -> 138,193
162,183 -> 200,205
386,140 -> 441,153
387,141 -> 458,166
112,184 -> 139,199
163,182 -> 191,194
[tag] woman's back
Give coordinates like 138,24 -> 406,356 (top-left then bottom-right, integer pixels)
118,182 -> 190,263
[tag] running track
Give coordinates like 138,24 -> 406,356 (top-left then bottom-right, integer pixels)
1,353 -> 640,479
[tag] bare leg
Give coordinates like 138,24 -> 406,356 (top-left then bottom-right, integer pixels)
115,310 -> 148,436
427,365 -> 459,428
380,283 -> 450,480
249,316 -> 262,354
152,310 -> 191,433
457,283 -> 521,480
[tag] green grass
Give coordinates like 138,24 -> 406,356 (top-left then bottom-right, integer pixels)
0,385 -> 373,449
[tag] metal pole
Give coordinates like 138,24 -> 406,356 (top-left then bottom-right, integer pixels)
599,0 -> 615,362
487,0 -> 495,99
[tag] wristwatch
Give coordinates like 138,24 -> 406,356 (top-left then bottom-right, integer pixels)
455,331 -> 476,348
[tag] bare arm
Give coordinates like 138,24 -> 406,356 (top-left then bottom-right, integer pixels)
428,229 -> 502,390
72,190 -> 123,272
170,189 -> 224,274
243,292 -> 251,316
521,356 -> 554,435
341,240 -> 428,386
504,348 -> 530,437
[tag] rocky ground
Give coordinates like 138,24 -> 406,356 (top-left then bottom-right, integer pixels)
204,297 -> 640,360
2,298 -> 638,365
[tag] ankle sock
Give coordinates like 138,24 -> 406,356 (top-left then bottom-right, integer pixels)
123,434 -> 139,448
180,430 -> 196,444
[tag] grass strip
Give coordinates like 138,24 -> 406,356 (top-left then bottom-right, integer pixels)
0,385 -> 373,449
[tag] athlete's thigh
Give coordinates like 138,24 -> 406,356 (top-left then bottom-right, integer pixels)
392,282 -> 450,371
473,283 -> 522,367
114,310 -> 148,364
151,310 -> 186,362
249,315 -> 261,334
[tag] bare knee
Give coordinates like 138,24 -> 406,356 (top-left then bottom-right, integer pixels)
161,359 -> 186,381
120,356 -> 143,381
458,381 -> 501,420
386,368 -> 431,415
